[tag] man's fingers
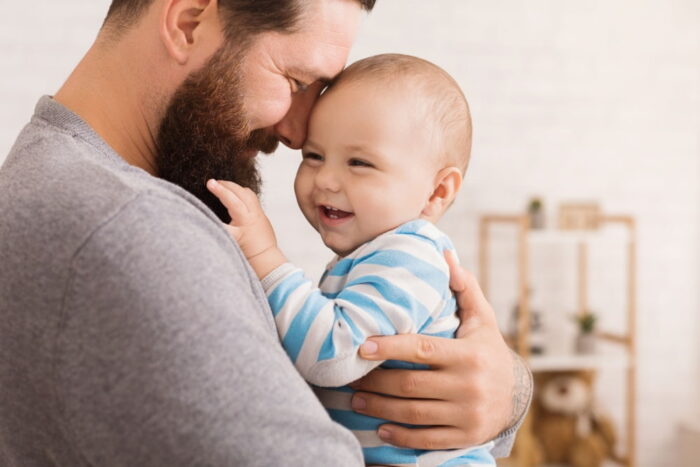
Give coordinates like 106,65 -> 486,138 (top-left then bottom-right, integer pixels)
375,425 -> 475,451
358,334 -> 466,368
351,391 -> 461,425
445,250 -> 468,293
454,269 -> 498,335
206,179 -> 248,222
350,369 -> 456,399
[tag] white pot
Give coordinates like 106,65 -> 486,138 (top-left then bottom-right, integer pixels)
575,333 -> 596,354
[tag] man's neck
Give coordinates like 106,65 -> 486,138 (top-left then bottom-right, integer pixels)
54,36 -> 166,175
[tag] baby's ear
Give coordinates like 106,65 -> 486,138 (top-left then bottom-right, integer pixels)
421,167 -> 462,220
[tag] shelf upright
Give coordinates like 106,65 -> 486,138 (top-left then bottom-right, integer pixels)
478,212 -> 637,466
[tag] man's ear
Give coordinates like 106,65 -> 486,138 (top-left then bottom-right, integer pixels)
160,0 -> 219,65
421,167 -> 463,219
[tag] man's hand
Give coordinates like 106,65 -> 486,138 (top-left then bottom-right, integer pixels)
207,179 -> 286,279
349,251 -> 532,450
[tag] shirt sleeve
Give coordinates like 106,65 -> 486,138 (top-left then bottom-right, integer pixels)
55,194 -> 363,467
262,233 -> 459,387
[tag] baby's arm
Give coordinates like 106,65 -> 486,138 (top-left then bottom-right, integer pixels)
207,180 -> 455,387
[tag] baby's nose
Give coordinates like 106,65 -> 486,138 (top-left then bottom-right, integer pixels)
315,168 -> 341,192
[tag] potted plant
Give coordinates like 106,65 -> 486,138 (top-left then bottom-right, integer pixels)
574,311 -> 597,354
527,197 -> 545,229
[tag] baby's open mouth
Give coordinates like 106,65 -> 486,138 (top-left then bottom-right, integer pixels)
320,205 -> 353,220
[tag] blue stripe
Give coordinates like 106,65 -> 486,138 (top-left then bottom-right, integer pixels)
317,326 -> 336,361
425,329 -> 456,339
268,270 -> 307,317
318,385 -> 354,394
440,296 -> 457,318
336,290 -> 396,336
364,445 -> 420,465
361,249 -> 449,295
282,290 -> 330,362
345,275 -> 430,325
395,219 -> 428,235
327,409 -> 385,431
340,305 -> 367,346
383,359 -> 430,370
418,316 -> 434,333
327,257 -> 355,276
437,447 -> 495,466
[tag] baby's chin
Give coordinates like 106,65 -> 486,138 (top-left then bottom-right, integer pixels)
325,242 -> 357,258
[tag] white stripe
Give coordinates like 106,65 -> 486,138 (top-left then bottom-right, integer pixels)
346,261 -> 444,308
424,313 -> 460,334
341,283 -> 416,333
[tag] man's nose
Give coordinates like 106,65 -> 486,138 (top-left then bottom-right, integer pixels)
273,82 -> 325,149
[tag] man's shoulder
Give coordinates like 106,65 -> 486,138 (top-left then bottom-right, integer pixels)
1,117 -> 223,256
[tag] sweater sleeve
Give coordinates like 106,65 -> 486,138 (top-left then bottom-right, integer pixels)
56,194 -> 363,467
262,233 -> 459,387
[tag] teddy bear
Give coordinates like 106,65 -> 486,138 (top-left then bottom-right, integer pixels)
529,370 -> 621,467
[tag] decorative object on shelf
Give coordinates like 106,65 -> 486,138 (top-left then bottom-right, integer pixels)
510,290 -> 546,355
527,197 -> 545,229
532,370 -> 621,467
574,311 -> 598,354
558,202 -> 601,230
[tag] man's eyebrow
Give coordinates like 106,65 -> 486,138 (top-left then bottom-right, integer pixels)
288,66 -> 334,86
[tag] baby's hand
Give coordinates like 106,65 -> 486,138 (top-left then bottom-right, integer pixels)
206,179 -> 278,261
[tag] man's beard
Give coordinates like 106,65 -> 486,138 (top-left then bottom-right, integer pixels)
156,45 -> 279,222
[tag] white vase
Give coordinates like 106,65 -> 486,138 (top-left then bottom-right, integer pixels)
575,333 -> 596,354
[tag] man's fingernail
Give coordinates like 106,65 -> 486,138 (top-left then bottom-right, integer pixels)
351,395 -> 366,410
378,428 -> 392,441
361,340 -> 378,355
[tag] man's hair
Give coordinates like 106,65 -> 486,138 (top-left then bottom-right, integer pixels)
329,54 -> 472,175
104,0 -> 376,40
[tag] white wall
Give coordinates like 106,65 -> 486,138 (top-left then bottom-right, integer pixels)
2,1 -> 699,465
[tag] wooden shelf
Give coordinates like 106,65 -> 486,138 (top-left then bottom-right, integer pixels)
528,352 -> 629,372
526,228 -> 615,245
480,212 -> 637,466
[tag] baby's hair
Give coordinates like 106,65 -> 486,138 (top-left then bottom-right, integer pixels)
327,53 -> 472,174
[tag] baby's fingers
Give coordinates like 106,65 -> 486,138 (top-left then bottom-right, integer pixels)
217,180 -> 264,213
206,179 -> 248,222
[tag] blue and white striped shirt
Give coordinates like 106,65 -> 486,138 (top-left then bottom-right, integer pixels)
262,219 -> 495,466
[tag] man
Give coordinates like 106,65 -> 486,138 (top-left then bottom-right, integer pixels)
0,0 -> 532,465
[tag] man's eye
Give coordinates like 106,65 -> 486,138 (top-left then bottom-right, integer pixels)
291,78 -> 309,93
349,158 -> 373,168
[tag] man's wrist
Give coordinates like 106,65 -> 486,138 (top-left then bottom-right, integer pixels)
507,350 -> 533,429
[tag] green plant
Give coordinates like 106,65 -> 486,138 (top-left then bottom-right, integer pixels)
574,312 -> 597,334
528,198 -> 542,212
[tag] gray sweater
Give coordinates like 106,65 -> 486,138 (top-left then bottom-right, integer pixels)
0,97 -> 518,466
0,97 -> 363,466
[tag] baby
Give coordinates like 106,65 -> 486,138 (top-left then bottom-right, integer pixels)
207,54 -> 495,467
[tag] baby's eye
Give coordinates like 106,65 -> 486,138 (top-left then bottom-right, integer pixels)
348,158 -> 374,168
302,151 -> 323,163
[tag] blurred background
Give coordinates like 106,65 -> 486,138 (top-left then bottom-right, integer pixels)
1,1 -> 698,465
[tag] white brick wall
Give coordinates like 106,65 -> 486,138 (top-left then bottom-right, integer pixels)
2,1 -> 698,465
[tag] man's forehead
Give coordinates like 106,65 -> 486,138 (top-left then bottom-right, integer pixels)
291,0 -> 362,78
